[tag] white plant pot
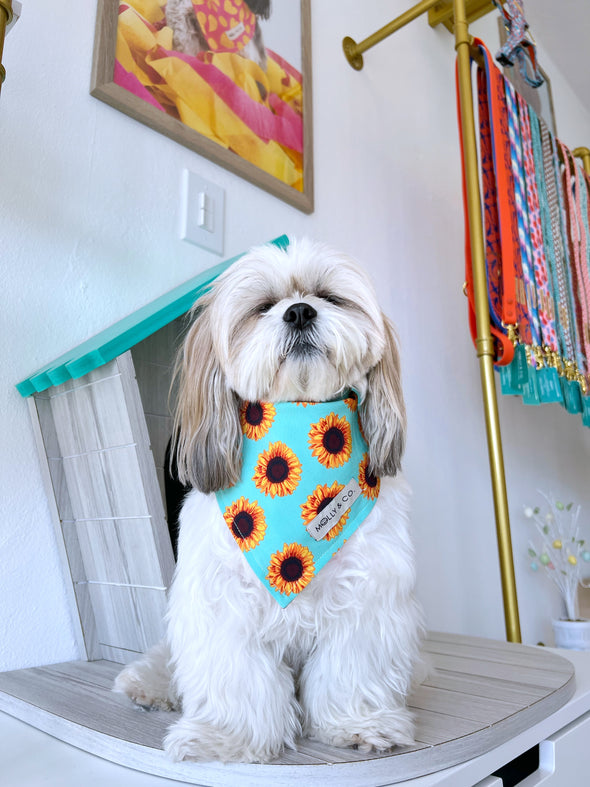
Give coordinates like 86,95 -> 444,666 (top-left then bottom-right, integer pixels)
552,618 -> 590,651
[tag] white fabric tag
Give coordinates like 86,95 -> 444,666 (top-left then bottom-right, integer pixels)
227,21 -> 246,41
305,479 -> 362,541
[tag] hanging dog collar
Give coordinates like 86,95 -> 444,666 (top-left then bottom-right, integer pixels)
215,392 -> 380,607
493,0 -> 544,88
191,0 -> 256,54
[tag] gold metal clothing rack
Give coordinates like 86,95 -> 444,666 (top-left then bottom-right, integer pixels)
0,0 -> 13,89
344,0 -> 590,644
343,0 -> 498,70
573,147 -> 590,174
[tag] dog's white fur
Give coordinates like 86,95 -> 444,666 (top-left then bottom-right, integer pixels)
115,238 -> 424,763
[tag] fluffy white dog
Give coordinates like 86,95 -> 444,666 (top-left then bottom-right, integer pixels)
115,238 -> 424,763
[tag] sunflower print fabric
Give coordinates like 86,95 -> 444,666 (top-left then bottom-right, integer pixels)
222,497 -> 266,552
267,543 -> 315,596
216,392 -> 381,607
359,453 -> 381,500
308,413 -> 352,468
240,401 -> 276,441
300,481 -> 350,541
253,442 -> 302,498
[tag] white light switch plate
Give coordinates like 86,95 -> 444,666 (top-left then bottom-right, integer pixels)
180,170 -> 225,255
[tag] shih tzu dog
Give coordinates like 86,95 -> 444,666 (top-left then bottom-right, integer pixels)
115,238 -> 424,763
166,0 -> 270,70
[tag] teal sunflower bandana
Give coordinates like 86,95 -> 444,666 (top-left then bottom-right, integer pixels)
215,392 -> 380,607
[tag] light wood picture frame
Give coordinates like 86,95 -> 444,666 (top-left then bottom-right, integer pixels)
91,0 -> 313,213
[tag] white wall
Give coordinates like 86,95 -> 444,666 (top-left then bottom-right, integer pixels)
1,1 -> 590,671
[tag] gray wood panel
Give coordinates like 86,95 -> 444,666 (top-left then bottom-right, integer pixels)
61,447 -> 150,521
63,518 -> 165,587
425,632 -> 574,673
49,366 -> 136,457
130,318 -> 185,523
424,651 -> 570,689
420,669 -> 549,704
133,362 -> 174,419
144,413 -> 173,474
31,350 -> 175,664
27,398 -> 93,659
0,633 -> 576,785
408,684 -> 523,724
86,584 -> 168,654
117,352 -> 175,590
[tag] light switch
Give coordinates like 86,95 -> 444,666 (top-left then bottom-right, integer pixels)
197,192 -> 210,230
180,169 -> 224,255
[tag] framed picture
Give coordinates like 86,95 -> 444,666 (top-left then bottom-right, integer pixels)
91,0 -> 313,213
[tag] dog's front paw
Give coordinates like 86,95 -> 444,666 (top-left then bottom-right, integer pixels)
310,706 -> 415,753
164,717 -> 289,763
113,663 -> 178,712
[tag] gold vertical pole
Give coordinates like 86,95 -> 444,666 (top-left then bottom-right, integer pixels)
573,147 -> 590,175
454,0 -> 521,641
0,0 -> 13,90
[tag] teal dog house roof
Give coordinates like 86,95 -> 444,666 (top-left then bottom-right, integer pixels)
17,235 -> 288,397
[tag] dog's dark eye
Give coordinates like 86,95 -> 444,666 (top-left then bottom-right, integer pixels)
257,302 -> 275,314
317,292 -> 345,307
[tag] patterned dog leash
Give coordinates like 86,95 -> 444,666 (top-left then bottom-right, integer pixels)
553,137 -> 586,399
539,121 -> 575,367
517,96 -> 557,356
504,78 -> 539,350
513,94 -> 568,403
560,144 -> 590,389
458,38 -> 528,367
458,34 -> 590,424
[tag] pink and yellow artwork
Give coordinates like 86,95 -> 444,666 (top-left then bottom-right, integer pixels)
92,0 -> 313,212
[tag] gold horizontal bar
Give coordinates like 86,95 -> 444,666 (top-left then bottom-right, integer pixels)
343,0 -> 500,69
573,147 -> 590,175
0,0 -> 13,26
429,0 -> 500,33
343,0 -> 440,70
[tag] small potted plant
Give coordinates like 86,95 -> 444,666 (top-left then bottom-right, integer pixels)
524,494 -> 590,650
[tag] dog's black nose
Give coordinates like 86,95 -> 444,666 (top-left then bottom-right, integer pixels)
283,302 -> 317,330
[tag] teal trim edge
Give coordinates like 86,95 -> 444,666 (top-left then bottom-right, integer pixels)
17,235 -> 289,397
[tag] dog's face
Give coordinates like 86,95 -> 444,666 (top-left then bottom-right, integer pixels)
174,239 -> 406,493
208,239 -> 386,403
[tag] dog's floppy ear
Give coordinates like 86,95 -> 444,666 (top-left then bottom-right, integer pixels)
359,315 -> 407,478
171,298 -> 242,494
244,0 -> 271,19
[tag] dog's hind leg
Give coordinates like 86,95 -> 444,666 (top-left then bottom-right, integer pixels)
113,640 -> 179,712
